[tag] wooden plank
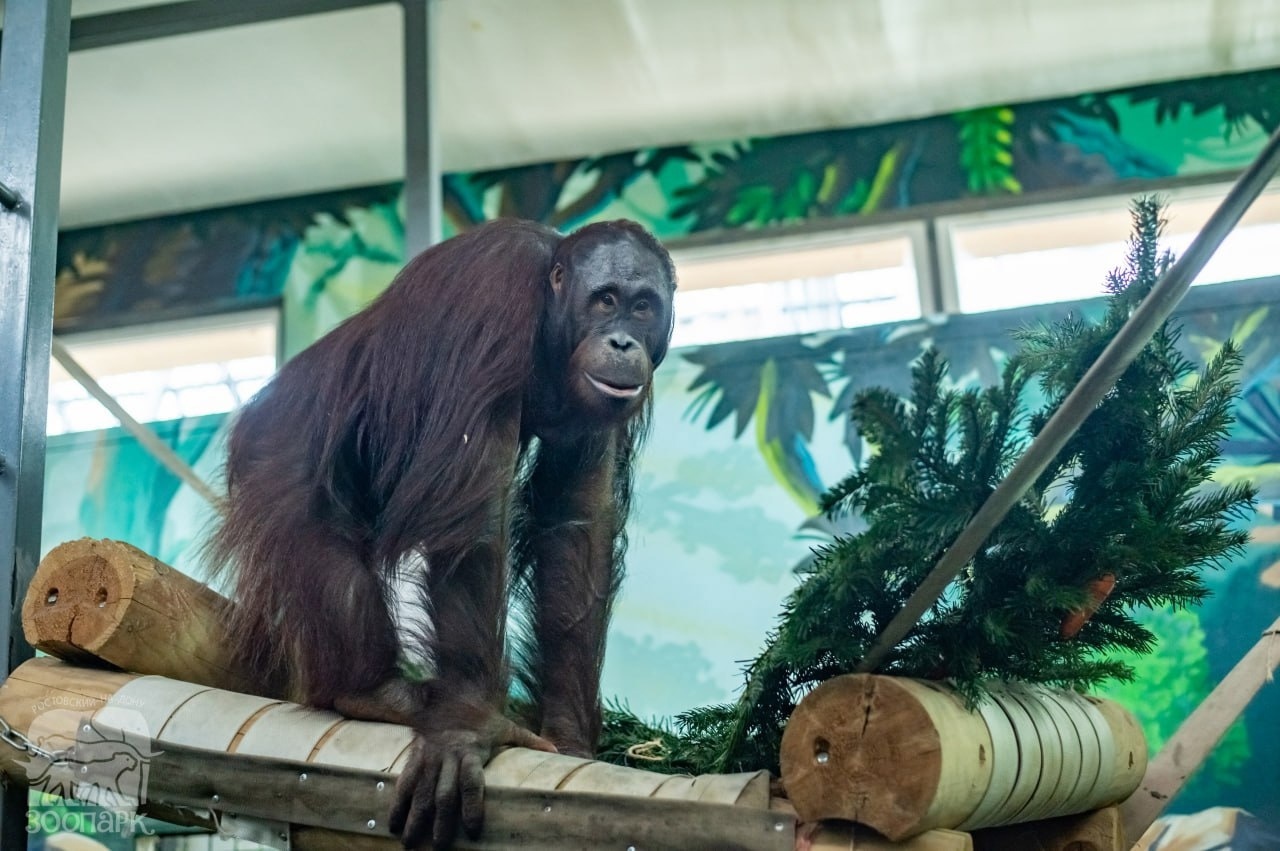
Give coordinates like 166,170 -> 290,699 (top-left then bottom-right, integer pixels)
232,702 -> 342,760
1087,695 -> 1147,807
310,719 -> 414,771
802,822 -> 973,850
1051,689 -> 1105,815
0,658 -> 792,851
984,684 -> 1041,827
517,753 -> 595,790
0,656 -> 130,733
557,760 -> 668,797
1003,683 -> 1065,825
158,688 -> 281,752
142,738 -> 795,850
1121,615 -> 1280,842
971,805 -> 1123,851
691,771 -> 773,807
96,675 -> 211,737
955,693 -> 1018,831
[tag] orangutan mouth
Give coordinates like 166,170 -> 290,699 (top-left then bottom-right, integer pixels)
587,374 -> 644,399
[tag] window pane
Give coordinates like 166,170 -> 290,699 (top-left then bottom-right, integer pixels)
47,311 -> 278,435
945,186 -> 1280,314
671,231 -> 924,347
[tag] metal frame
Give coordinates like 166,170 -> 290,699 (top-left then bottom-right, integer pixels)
6,0 -> 442,254
0,0 -> 441,841
402,0 -> 443,254
0,3 -> 71,845
0,0 -> 389,52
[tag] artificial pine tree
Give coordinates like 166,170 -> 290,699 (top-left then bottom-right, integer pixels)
599,199 -> 1256,777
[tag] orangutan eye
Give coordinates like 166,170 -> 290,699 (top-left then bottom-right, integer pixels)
600,292 -> 617,308
634,299 -> 650,314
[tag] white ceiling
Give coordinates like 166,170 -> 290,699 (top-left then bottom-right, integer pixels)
13,0 -> 1280,228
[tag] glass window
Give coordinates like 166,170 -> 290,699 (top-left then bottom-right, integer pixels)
940,184 -> 1280,314
47,310 -> 278,435
669,226 -> 927,347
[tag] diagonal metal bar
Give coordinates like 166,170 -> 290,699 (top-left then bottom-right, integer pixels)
857,124 -> 1280,675
50,339 -> 223,511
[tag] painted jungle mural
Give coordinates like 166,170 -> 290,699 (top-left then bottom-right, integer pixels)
41,277 -> 1280,833
36,65 -> 1280,845
53,66 -> 1280,344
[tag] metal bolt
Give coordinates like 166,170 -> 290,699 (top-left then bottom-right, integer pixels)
211,794 -> 220,804
775,822 -> 786,832
46,591 -> 57,605
376,781 -> 385,791
367,819 -> 377,830
81,725 -> 90,734
80,766 -> 87,774
542,804 -> 552,813
299,772 -> 308,782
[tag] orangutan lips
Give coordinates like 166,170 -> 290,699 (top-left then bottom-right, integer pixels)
587,374 -> 644,399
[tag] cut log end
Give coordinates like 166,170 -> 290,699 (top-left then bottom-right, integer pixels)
22,540 -> 135,656
781,674 -> 1145,841
21,538 -> 250,694
780,674 -> 951,840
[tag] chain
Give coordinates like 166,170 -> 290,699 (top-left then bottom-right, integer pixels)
0,714 -> 74,766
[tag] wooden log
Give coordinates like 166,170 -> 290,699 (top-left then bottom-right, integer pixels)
779,674 -> 1146,841
21,538 -> 251,693
800,822 -> 974,850
970,805 -> 1123,851
0,659 -> 785,850
1120,615 -> 1280,843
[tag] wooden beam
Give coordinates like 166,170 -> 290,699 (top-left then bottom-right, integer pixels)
0,658 -> 792,850
21,538 -> 250,693
1120,615 -> 1280,842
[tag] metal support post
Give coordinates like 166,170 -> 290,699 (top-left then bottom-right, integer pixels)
0,0 -> 71,846
402,0 -> 442,256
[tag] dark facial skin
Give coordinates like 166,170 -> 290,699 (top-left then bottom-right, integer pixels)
554,236 -> 672,424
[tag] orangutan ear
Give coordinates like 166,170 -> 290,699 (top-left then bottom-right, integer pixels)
550,263 -> 565,297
